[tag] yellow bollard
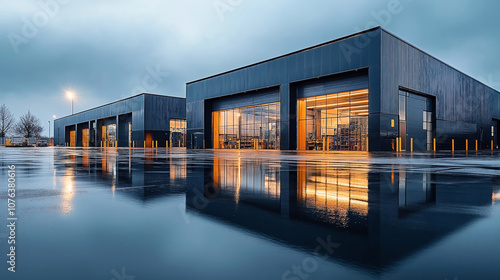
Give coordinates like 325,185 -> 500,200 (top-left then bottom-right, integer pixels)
144,141 -> 146,148
115,141 -> 117,147
366,137 -> 369,152
396,137 -> 399,152
492,140 -> 494,151
100,141 -> 102,147
323,137 -> 326,152
411,138 -> 413,152
433,138 -> 436,152
475,140 -> 478,151
466,139 -> 468,152
238,140 -> 241,149
156,141 -> 158,148
133,141 -> 135,148
452,139 -> 455,152
170,140 -> 172,148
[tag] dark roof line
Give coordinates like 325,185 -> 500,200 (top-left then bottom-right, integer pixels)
187,26 -> 499,94
54,93 -> 183,121
187,27 -> 381,85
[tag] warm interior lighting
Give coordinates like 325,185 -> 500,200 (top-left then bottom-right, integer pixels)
297,89 -> 369,151
213,102 -> 280,150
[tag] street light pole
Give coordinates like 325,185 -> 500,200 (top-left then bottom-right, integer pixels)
48,121 -> 50,139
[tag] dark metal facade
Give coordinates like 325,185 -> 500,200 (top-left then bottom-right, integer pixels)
186,27 -> 500,151
53,93 -> 186,147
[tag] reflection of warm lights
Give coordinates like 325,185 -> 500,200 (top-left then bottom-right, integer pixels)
101,150 -> 117,174
61,171 -> 75,215
235,158 -> 241,204
494,192 -> 500,204
82,150 -> 89,167
170,158 -> 187,180
305,188 -> 368,216
298,164 -> 369,223
213,158 -> 280,199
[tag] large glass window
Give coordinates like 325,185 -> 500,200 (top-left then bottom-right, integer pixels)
102,124 -> 116,147
170,119 -> 186,147
82,128 -> 89,147
70,130 -> 76,147
297,89 -> 368,151
213,102 -> 280,149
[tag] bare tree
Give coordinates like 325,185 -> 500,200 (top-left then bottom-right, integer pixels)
15,111 -> 43,138
0,104 -> 15,138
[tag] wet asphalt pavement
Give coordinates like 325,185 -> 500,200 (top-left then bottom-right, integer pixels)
0,147 -> 499,280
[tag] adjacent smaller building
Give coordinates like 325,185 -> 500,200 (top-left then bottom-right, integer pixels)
54,93 -> 186,147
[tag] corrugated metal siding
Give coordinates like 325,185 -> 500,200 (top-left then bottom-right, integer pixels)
381,30 -> 500,149
296,70 -> 368,98
53,94 -> 186,146
144,95 -> 186,131
211,87 -> 280,111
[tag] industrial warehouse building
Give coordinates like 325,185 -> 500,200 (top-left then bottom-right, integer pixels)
54,93 -> 186,147
186,27 -> 500,151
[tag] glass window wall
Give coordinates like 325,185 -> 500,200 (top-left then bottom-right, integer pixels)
170,119 -> 186,147
297,89 -> 368,151
213,102 -> 280,149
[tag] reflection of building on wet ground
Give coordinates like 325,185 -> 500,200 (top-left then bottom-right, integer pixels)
53,94 -> 186,148
186,156 -> 498,271
55,149 -> 187,202
53,148 -> 499,272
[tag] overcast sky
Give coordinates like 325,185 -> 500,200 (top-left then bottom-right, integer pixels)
1,0 -> 499,136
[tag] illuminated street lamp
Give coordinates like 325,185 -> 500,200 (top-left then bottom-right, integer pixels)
66,91 -> 74,115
